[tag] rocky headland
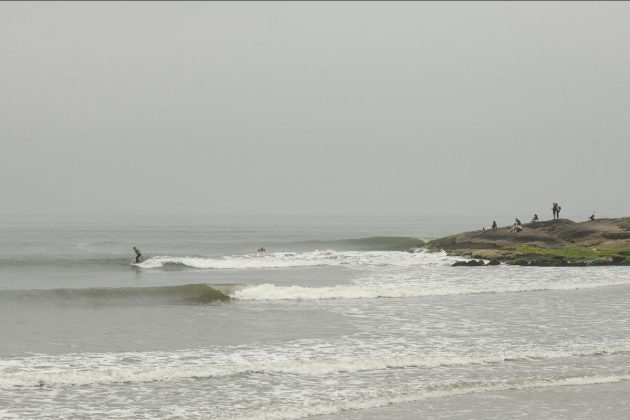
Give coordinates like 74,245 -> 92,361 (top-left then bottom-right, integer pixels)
427,218 -> 630,266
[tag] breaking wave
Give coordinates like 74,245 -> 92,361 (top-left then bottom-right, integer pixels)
5,275 -> 628,307
135,249 -> 455,270
231,279 -> 630,301
3,345 -> 630,388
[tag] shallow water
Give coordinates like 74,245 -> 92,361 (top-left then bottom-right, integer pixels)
1,215 -> 629,419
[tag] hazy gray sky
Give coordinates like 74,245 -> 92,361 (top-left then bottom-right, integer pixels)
1,2 -> 629,217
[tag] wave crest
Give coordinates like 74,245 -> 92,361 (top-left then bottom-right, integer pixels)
0,284 -> 239,305
295,236 -> 425,251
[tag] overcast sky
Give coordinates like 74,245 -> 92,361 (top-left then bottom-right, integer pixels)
1,2 -> 629,217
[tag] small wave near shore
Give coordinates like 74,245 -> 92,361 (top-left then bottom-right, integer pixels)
3,344 -> 630,388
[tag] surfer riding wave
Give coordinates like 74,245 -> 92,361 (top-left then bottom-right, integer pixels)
133,246 -> 142,263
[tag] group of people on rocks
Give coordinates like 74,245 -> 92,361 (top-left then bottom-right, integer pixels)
489,202 -> 562,233
487,202 -> 598,233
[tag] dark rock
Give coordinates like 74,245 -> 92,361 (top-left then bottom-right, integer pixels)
589,257 -> 615,266
603,233 -> 630,240
534,258 -> 565,266
487,259 -> 501,266
452,260 -> 485,267
567,261 -> 588,267
507,258 -> 529,266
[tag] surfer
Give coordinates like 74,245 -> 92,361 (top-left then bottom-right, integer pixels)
133,246 -> 142,263
257,247 -> 266,253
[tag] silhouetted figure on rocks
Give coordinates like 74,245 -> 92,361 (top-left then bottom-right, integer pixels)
531,214 -> 539,223
552,203 -> 562,219
589,212 -> 596,222
492,221 -> 497,229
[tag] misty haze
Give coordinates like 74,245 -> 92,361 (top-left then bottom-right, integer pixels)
2,2 -> 630,419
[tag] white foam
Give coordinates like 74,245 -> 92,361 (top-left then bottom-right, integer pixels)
228,373 -> 630,420
232,283 -> 481,300
231,279 -> 630,301
135,250 -> 460,270
3,345 -> 630,388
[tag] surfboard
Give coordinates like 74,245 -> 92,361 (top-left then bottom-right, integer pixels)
131,256 -> 147,265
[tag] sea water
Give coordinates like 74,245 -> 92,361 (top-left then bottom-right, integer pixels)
1,215 -> 629,419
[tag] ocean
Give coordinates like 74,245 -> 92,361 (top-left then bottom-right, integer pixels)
1,215 -> 629,419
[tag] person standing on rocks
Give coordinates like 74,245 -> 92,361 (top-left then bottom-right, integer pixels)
492,221 -> 497,229
557,204 -> 562,219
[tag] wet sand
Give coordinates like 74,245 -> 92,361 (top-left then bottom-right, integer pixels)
317,379 -> 630,419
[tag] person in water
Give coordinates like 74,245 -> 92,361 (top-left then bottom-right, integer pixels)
133,246 -> 142,263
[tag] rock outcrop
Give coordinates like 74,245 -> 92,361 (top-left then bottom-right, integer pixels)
429,218 -> 630,266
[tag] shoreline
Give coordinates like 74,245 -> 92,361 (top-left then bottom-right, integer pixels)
426,217 -> 630,266
315,377 -> 630,419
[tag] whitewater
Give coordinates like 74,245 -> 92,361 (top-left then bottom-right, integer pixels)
2,215 -> 630,419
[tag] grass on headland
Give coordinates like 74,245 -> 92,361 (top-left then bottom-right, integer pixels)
514,244 -> 630,259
